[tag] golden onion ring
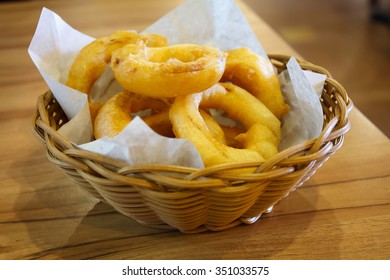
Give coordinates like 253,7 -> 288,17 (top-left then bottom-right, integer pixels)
169,83 -> 281,167
110,43 -> 227,98
67,30 -> 167,123
67,30 -> 168,94
94,91 -> 171,139
221,47 -> 289,119
93,91 -> 226,140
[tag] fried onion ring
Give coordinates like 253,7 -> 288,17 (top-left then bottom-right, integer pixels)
94,91 -> 171,139
221,48 -> 289,119
169,83 -> 281,167
110,43 -> 227,98
66,31 -> 168,123
67,30 -> 168,94
93,91 -> 225,140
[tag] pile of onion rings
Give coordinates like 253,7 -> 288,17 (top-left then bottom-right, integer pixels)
66,30 -> 289,169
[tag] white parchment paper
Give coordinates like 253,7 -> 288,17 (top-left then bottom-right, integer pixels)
278,59 -> 325,150
28,0 -> 325,168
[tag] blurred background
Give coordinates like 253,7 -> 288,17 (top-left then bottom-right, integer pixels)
244,0 -> 390,137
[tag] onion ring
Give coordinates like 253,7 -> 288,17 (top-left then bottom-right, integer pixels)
67,30 -> 168,94
169,83 -> 281,167
110,43 -> 227,98
94,91 -> 171,139
66,30 -> 167,123
222,47 -> 289,119
93,91 -> 225,140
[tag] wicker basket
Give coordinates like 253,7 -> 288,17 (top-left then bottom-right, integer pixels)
32,54 -> 353,233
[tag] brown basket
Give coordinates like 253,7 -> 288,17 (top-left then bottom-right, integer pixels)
32,54 -> 353,233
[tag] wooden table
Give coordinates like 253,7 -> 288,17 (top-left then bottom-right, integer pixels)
1,0 -> 389,260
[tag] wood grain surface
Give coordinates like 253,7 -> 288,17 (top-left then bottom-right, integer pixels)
0,0 -> 389,260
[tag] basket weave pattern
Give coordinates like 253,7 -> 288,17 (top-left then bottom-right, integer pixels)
32,55 -> 352,233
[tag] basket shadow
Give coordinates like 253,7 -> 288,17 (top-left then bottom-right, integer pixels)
9,147 -> 174,259
52,201 -> 178,259
9,147 -> 102,259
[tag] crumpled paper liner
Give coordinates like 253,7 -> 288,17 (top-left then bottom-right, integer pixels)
28,0 -> 325,169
